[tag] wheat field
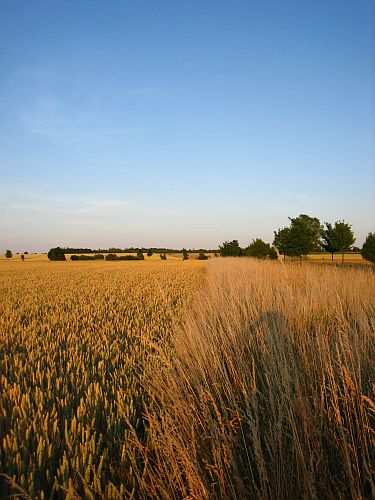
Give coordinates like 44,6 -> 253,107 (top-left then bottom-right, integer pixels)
1,257 -> 374,498
0,259 -> 205,497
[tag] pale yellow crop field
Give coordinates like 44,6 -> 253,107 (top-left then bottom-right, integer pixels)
0,253 -> 49,262
305,252 -> 365,263
0,259 -> 205,497
1,256 -> 374,498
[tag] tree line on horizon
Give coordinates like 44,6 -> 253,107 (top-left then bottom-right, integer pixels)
55,246 -> 218,254
3,214 -> 375,263
45,247 -> 210,262
219,214 -> 375,263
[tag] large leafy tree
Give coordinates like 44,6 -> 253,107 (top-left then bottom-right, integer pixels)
361,233 -> 375,263
273,227 -> 292,260
289,214 -> 323,261
5,250 -> 12,258
322,220 -> 355,263
219,240 -> 242,257
47,247 -> 66,261
244,238 -> 270,259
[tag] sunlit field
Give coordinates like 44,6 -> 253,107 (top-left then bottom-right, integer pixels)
305,252 -> 367,264
2,0 -> 374,497
137,259 -> 374,498
0,259 -> 205,497
1,257 -> 374,498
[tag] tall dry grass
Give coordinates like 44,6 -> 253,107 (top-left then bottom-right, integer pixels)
138,259 -> 375,499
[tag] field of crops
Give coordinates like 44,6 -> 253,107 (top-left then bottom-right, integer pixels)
305,252 -> 366,263
0,259 -> 205,497
1,257 -> 374,498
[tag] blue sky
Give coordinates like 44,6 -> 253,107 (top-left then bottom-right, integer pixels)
1,0 -> 374,252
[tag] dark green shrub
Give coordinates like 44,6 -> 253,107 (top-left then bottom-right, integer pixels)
105,253 -> 118,261
137,249 -> 145,260
71,254 -> 105,261
47,248 -> 66,261
219,240 -> 241,257
197,252 -> 208,260
244,239 -> 271,259
105,254 -> 141,261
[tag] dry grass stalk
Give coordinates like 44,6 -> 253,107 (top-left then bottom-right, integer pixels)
138,259 -> 375,499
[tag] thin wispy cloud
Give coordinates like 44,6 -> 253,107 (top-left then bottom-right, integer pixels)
0,187 -> 136,247
29,126 -> 146,138
0,187 -> 133,217
0,185 -> 191,251
18,95 -> 146,138
8,67 -> 166,138
0,186 -> 185,229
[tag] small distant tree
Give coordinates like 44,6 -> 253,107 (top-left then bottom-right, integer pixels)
197,252 -> 208,260
147,249 -> 153,257
160,253 -> 167,260
322,220 -> 355,263
137,249 -> 145,260
273,227 -> 292,260
268,246 -> 278,260
21,254 -> 25,261
182,249 -> 189,260
5,250 -> 12,258
24,251 -> 29,255
47,247 -> 66,261
219,240 -> 242,257
361,233 -> 375,263
244,239 -> 270,259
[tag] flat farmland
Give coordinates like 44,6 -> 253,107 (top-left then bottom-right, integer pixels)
1,257 -> 374,498
0,259 -> 205,497
305,252 -> 367,264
